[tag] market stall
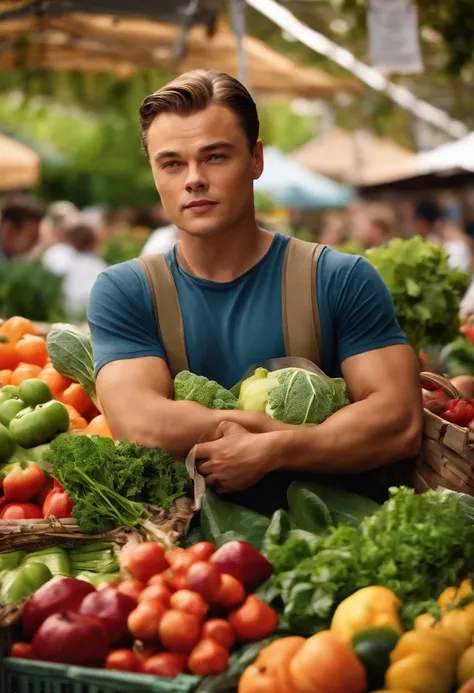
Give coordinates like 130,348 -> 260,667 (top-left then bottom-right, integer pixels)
1,236 -> 474,693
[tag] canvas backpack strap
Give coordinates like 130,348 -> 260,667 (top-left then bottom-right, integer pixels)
282,238 -> 326,367
137,254 -> 189,377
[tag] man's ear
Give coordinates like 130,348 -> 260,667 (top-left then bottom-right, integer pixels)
252,139 -> 264,181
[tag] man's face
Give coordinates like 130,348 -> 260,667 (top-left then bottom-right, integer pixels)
147,103 -> 263,237
1,218 -> 39,257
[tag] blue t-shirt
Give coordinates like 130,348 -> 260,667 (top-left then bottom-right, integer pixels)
88,234 -> 406,390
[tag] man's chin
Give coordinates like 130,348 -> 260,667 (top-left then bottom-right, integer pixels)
179,221 -> 228,238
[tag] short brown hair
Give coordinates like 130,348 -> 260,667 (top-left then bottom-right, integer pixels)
1,196 -> 44,227
65,220 -> 97,253
139,70 -> 259,154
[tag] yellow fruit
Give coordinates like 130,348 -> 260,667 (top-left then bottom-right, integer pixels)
390,629 -> 460,671
459,645 -> 474,685
386,653 -> 454,693
414,613 -> 436,630
441,609 -> 474,650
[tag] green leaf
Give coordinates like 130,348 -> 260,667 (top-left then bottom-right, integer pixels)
200,488 -> 270,550
287,482 -> 333,534
294,482 -> 379,526
405,278 -> 421,297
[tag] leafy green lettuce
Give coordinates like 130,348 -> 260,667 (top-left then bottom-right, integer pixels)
268,487 -> 474,634
366,236 -> 469,352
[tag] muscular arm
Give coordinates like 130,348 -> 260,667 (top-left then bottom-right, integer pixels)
269,344 -> 423,474
97,356 -> 289,457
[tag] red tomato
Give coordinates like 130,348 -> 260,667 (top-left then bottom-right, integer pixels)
185,561 -> 222,602
42,489 -> 74,519
117,580 -> 145,601
10,642 -> 36,659
126,542 -> 169,583
188,542 -> 215,561
138,584 -> 172,607
202,619 -> 236,649
105,649 -> 142,673
3,462 -> 45,503
1,502 -> 43,520
170,590 -> 208,620
143,652 -> 188,677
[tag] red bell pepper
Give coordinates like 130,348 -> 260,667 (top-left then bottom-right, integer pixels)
441,399 -> 474,427
42,487 -> 74,519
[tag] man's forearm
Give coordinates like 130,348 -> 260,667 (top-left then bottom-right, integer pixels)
267,394 -> 423,474
113,395 -> 288,458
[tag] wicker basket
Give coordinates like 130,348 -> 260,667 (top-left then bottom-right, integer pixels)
417,371 -> 474,494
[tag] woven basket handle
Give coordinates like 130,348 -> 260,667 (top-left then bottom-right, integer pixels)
420,371 -> 461,400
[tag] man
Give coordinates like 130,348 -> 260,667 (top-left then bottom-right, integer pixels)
88,70 -> 422,496
40,200 -> 79,275
414,200 -> 472,273
140,205 -> 178,256
357,203 -> 396,249
0,195 -> 44,261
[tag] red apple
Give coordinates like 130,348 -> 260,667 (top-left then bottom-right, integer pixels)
32,612 -> 110,666
22,576 -> 95,640
79,587 -> 136,646
210,541 -> 273,591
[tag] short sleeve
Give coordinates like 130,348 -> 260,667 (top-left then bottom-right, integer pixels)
333,255 -> 407,364
87,261 -> 166,376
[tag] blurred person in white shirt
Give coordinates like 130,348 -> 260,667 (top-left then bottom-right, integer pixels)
62,220 -> 107,319
140,205 -> 178,256
40,201 -> 79,275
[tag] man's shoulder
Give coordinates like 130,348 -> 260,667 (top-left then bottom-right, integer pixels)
89,259 -> 151,310
97,258 -> 147,286
319,246 -> 365,284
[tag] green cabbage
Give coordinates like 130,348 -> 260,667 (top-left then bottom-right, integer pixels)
174,371 -> 238,410
238,367 -> 349,425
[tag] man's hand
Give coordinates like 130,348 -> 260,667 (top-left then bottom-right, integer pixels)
195,422 -> 275,494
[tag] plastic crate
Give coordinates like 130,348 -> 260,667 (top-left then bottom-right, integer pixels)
2,658 -> 200,693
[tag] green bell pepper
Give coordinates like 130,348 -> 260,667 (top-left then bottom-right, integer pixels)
0,550 -> 26,572
0,563 -> 52,604
0,397 -> 25,427
22,547 -> 71,577
9,401 -> 70,448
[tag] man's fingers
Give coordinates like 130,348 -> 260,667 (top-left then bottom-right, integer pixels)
197,460 -> 214,476
195,441 -> 216,459
205,473 -> 218,487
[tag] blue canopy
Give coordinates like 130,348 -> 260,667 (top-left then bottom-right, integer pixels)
255,146 -> 353,209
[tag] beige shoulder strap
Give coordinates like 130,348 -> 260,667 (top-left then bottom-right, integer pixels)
282,237 -> 325,367
137,255 -> 189,377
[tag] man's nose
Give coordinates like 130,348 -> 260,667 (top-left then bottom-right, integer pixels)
185,163 -> 208,192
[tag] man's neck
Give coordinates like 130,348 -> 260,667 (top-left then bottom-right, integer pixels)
175,219 -> 274,283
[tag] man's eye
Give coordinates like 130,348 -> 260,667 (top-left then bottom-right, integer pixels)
163,161 -> 181,170
207,153 -> 226,162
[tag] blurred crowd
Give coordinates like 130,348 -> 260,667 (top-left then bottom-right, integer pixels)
1,192 -> 474,320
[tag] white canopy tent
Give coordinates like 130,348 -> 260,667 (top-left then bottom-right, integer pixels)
415,133 -> 474,174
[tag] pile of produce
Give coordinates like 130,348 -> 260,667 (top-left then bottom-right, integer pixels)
8,539 -> 279,680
